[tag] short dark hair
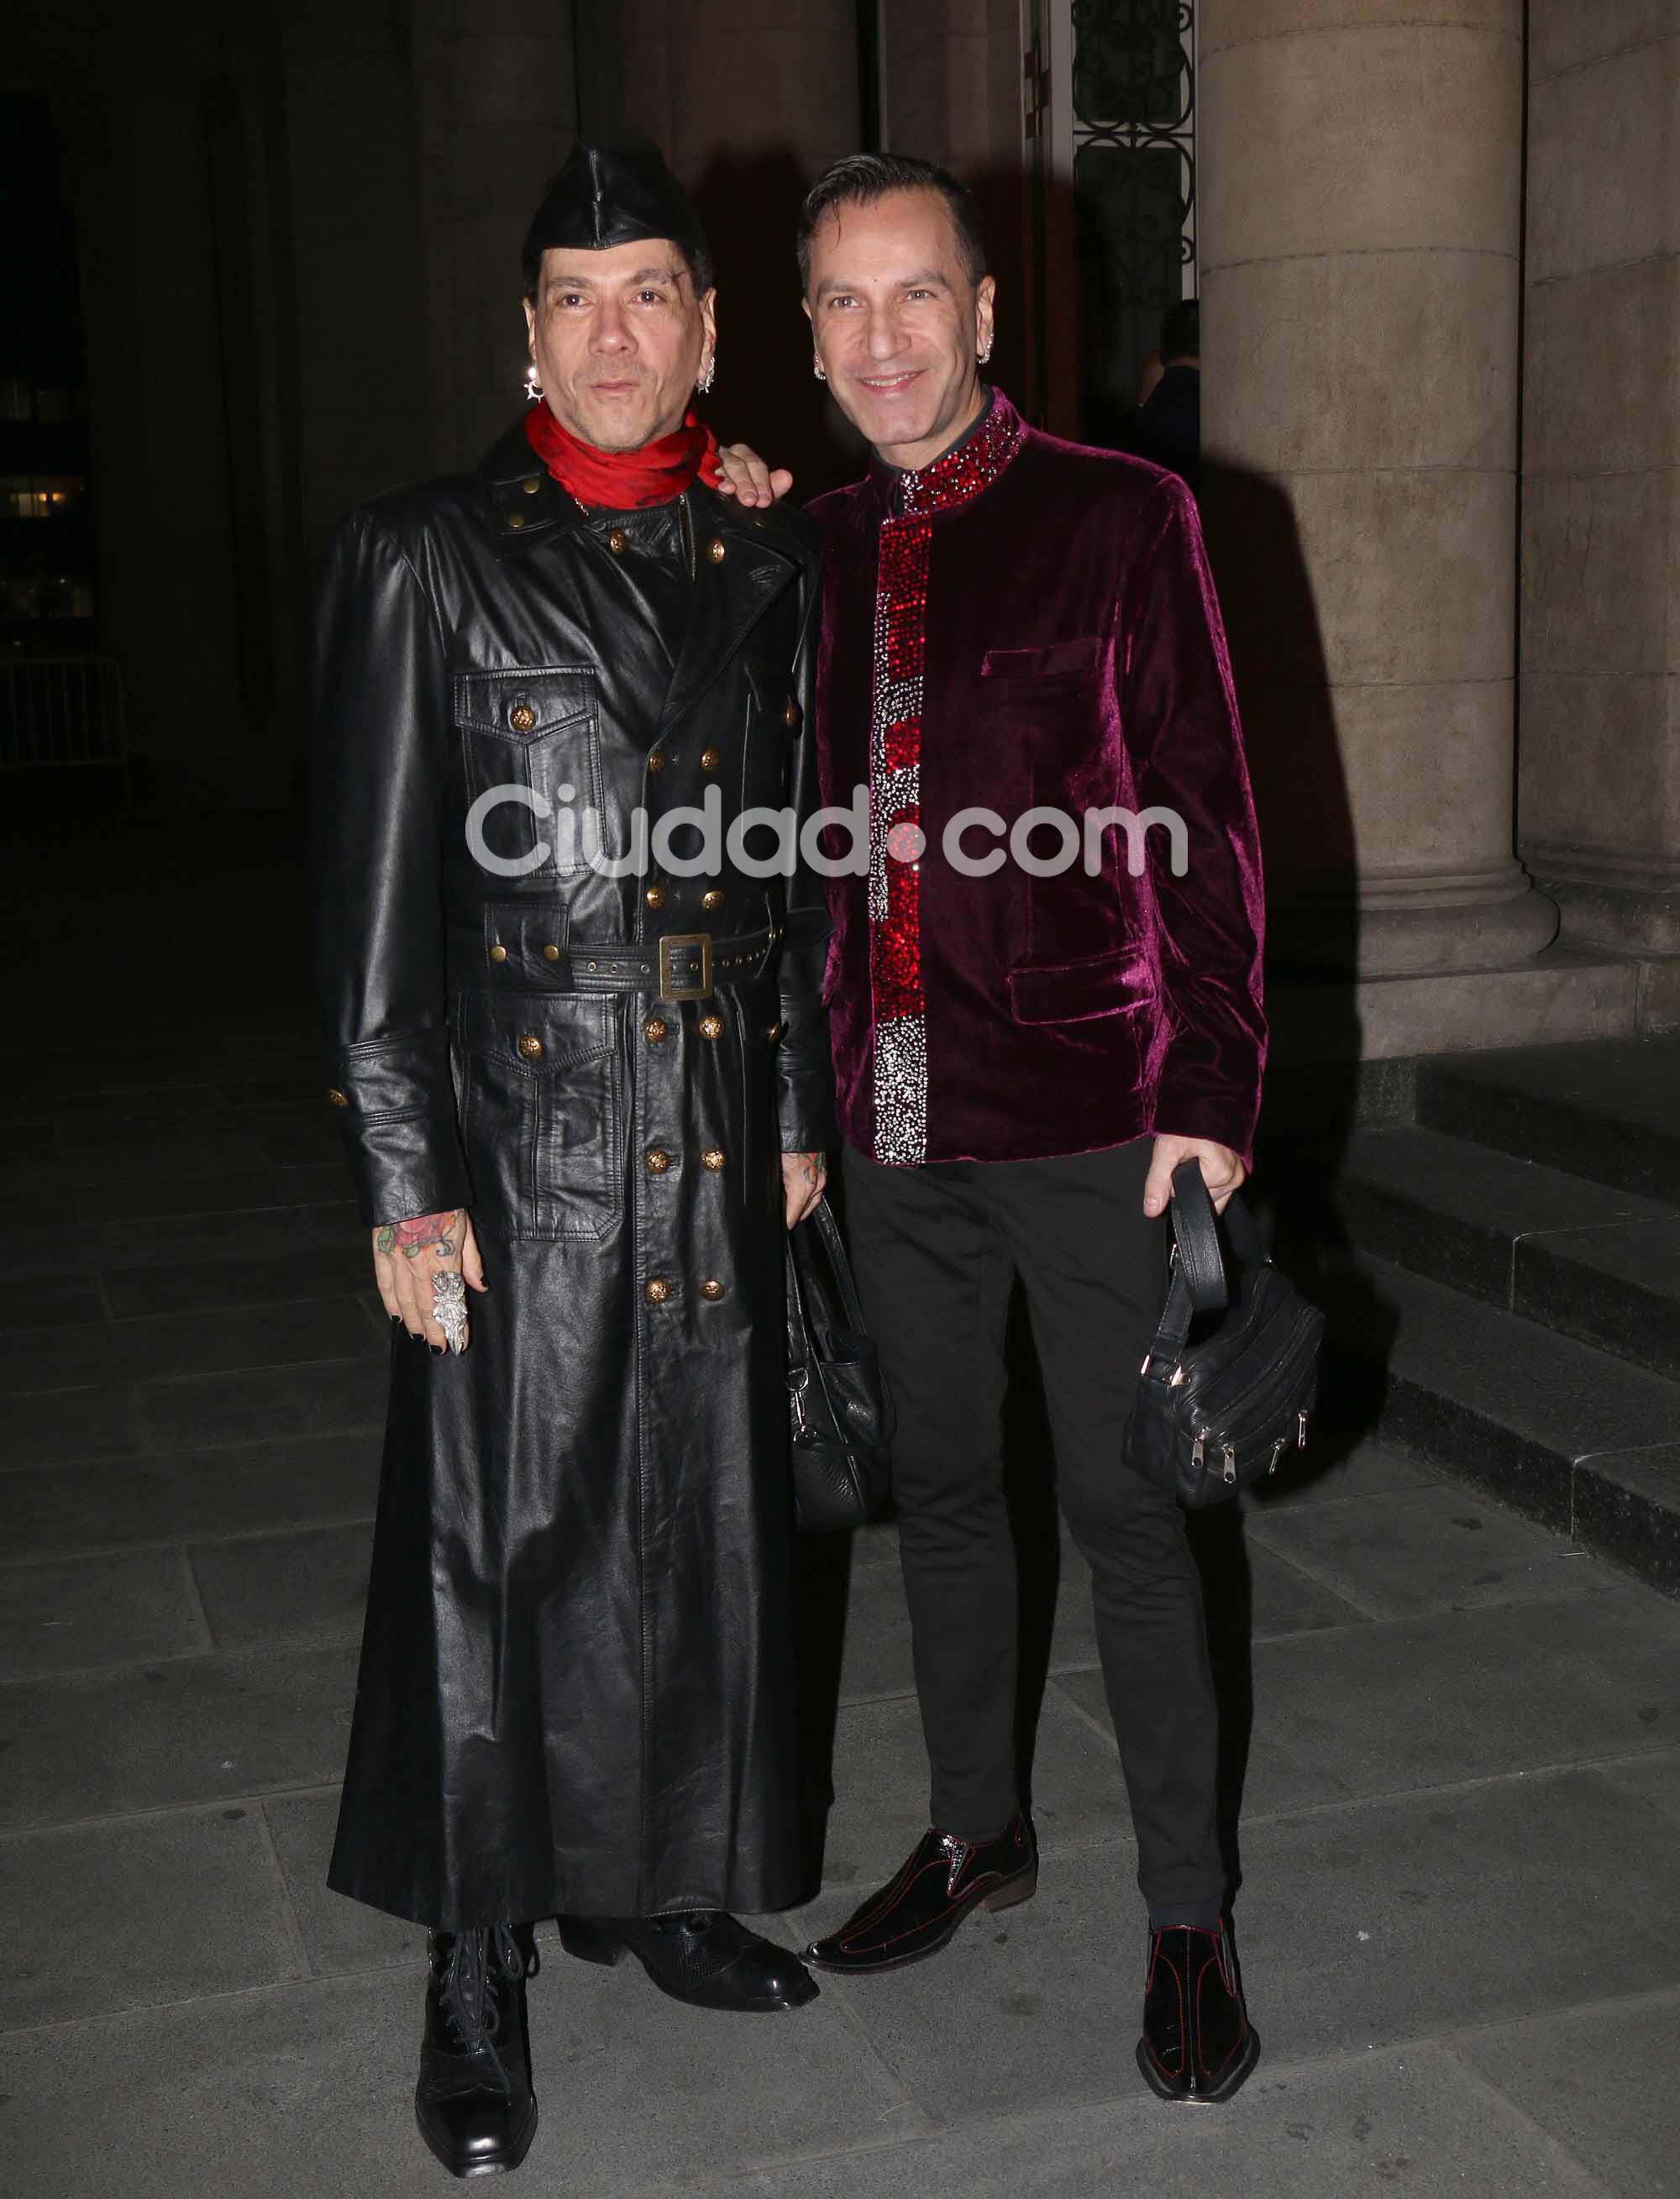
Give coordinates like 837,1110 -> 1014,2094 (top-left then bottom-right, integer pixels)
1159,297 -> 1200,361
522,238 -> 714,304
796,153 -> 989,291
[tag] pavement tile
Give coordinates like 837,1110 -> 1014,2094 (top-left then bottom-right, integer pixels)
0,1806 -> 299,2030
102,1243 -> 370,1320
83,1161 -> 349,1224
0,1642 -> 358,1829
1244,1485 -> 1619,1621
0,1955 -> 921,2199
139,1354 -> 388,1448
4,1123 -> 272,1192
192,1524 -> 373,1651
0,1434 -> 382,1561
802,1766 -> 1680,2125
0,1273 -> 107,1330
1242,1437 -> 1437,1512
833,1553 -> 915,1703
1452,1989 -> 1680,2199
0,1547 -> 204,1676
1054,1588 -> 1680,1822
1592,1745 -> 1680,1830
262,1791 -> 423,1976
240,1104 -> 349,1168
811,1689 -> 1131,1892
664,2042 -> 1610,2199
0,1383 -> 142,1468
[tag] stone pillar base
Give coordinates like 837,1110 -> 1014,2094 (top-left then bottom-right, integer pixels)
1528,849 -> 1680,958
1269,863 -> 1559,977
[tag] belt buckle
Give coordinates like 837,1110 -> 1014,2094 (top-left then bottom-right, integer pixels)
657,932 -> 712,1002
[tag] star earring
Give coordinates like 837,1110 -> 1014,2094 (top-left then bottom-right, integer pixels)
697,352 -> 717,395
522,361 -> 543,401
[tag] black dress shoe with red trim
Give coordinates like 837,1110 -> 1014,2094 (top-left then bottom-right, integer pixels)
803,1814 -> 1037,1974
1136,1922 -> 1260,2104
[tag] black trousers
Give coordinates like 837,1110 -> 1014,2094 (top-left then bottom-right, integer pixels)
842,1138 -> 1225,1919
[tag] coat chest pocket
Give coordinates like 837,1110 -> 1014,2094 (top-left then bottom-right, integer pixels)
980,637 -> 1105,682
453,992 -> 623,1242
456,666 -> 601,882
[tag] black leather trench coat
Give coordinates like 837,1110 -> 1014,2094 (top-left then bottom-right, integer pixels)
311,419 -> 834,1929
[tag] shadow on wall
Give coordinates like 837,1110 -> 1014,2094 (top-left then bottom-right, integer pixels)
690,148 -> 866,501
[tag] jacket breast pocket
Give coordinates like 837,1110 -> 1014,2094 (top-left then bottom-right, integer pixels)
456,666 -> 600,882
980,637 -> 1105,682
453,992 -> 623,1242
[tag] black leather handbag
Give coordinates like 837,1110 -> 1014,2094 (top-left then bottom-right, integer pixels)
1124,1161 -> 1326,1509
785,1197 -> 895,1533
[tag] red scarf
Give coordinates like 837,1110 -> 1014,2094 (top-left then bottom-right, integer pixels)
523,401 -> 723,509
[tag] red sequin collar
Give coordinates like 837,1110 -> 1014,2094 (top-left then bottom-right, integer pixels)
874,391 -> 1023,518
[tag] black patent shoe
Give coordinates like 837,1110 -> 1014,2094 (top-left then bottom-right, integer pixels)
803,1814 -> 1037,1974
414,1924 -> 538,2178
558,1909 -> 819,2012
1136,1922 -> 1260,2104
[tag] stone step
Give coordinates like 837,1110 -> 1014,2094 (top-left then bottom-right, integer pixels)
1329,1124 -> 1680,1379
1414,1036 -> 1680,1203
1326,1255 -> 1680,1598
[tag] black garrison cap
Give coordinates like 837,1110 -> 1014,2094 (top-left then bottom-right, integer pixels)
522,139 -> 712,292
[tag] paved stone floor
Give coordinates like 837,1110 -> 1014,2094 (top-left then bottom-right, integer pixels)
2,816 -> 1678,2196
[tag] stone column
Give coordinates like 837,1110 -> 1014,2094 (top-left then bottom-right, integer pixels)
1199,0 -> 1556,979
1520,6 -> 1680,967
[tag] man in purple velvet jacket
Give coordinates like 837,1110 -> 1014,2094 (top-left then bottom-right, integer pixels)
721,154 -> 1266,2104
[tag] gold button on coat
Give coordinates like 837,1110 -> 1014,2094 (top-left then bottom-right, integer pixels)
706,538 -> 727,564
783,701 -> 802,727
507,511 -> 526,530
701,889 -> 724,913
699,1014 -> 724,1040
700,1278 -> 725,1300
521,475 -> 541,496
648,750 -> 668,772
542,943 -> 560,963
766,1020 -> 785,1042
608,528 -> 627,554
644,884 -> 666,911
488,943 -> 508,963
701,1147 -> 725,1172
643,1016 -> 669,1043
644,1147 -> 671,1174
509,702 -> 537,732
645,1278 -> 671,1304
700,746 -> 720,771
326,1088 -> 349,1108
517,1032 -> 544,1062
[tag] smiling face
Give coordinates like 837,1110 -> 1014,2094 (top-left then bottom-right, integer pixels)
804,187 -> 995,470
522,239 -> 716,452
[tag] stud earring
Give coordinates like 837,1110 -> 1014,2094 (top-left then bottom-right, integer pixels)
522,361 -> 543,402
697,353 -> 716,395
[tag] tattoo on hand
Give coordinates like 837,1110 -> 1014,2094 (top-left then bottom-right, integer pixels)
376,1210 -> 465,1261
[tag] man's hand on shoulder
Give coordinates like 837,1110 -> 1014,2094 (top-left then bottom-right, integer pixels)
716,443 -> 793,507
1142,1136 -> 1246,1218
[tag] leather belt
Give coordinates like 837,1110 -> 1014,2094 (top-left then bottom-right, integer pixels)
461,925 -> 780,1002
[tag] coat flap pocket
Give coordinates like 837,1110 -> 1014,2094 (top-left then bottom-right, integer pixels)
454,665 -> 596,738
1006,943 -> 1156,1026
981,638 -> 1104,680
455,989 -> 613,1073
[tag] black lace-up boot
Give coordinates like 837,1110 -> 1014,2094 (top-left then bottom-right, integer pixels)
557,1910 -> 817,2012
414,1924 -> 538,2177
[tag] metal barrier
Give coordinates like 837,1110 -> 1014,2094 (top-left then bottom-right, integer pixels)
0,657 -> 129,786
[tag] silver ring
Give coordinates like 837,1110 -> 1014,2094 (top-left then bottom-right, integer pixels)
432,1270 -> 469,1355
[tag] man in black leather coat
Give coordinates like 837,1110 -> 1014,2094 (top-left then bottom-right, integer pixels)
311,141 -> 834,2179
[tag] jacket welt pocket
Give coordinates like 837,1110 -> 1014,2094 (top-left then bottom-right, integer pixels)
980,638 -> 1104,680
454,992 -> 622,1241
1005,944 -> 1156,1026
456,666 -> 601,881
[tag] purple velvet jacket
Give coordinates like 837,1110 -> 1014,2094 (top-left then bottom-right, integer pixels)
809,390 -> 1266,1168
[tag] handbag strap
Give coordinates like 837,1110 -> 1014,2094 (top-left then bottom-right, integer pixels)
1142,1161 -> 1232,1366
